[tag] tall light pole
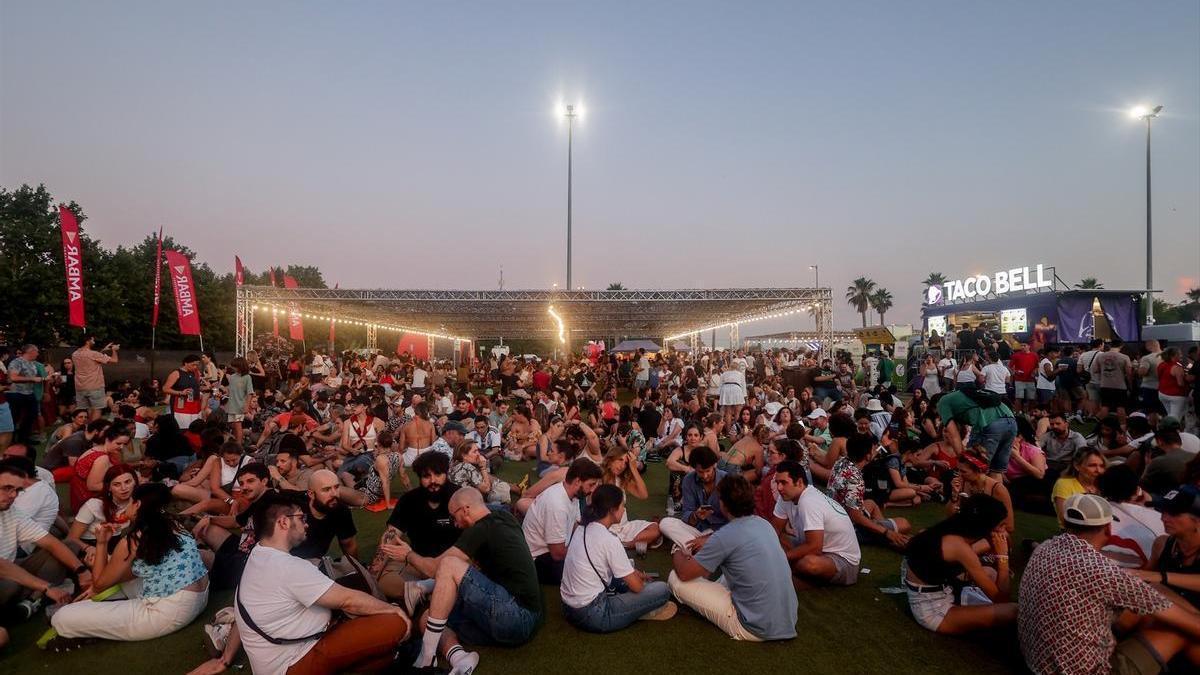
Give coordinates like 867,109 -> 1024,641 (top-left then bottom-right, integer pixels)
809,265 -> 819,288
563,104 -> 577,290
1131,104 -> 1162,325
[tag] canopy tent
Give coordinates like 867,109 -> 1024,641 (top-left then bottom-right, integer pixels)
234,286 -> 834,358
610,339 -> 663,353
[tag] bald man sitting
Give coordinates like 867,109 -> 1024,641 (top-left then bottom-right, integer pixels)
291,469 -> 360,561
379,487 -> 543,673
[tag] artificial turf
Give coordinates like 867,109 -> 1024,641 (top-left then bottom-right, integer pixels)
2,457 -> 1060,674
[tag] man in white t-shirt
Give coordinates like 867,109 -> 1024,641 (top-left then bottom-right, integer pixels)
980,352 -> 1011,397
937,354 -> 958,392
522,458 -> 602,584
770,460 -> 861,587
1035,346 -> 1060,407
235,492 -> 409,675
3,453 -> 59,531
411,362 -> 429,393
634,348 -> 651,388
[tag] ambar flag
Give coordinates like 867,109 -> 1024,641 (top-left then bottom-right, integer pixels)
235,256 -> 244,286
59,205 -> 85,327
164,250 -> 202,335
283,275 -> 304,340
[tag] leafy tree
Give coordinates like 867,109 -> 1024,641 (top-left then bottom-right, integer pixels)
845,277 -> 876,327
869,288 -> 894,324
1075,277 -> 1104,289
606,282 -> 625,291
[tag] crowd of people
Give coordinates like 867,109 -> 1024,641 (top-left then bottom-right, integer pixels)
0,333 -> 1198,673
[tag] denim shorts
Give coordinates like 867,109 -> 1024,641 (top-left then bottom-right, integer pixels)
449,567 -> 541,647
0,403 -> 13,434
76,388 -> 107,410
973,417 -> 1017,473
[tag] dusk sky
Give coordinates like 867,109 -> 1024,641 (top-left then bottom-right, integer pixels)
3,1 -> 1198,337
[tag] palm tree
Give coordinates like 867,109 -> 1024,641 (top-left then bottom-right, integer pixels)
606,282 -> 625,291
845,277 -> 876,327
870,288 -> 894,325
922,272 -> 947,289
1075,278 -> 1104,289
1184,287 -> 1200,321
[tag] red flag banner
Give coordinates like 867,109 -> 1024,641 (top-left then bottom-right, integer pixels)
235,256 -> 244,287
164,250 -> 202,336
283,275 -> 304,341
59,205 -> 85,328
151,227 -> 163,327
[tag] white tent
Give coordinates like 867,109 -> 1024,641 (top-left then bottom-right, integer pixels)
610,339 -> 662,353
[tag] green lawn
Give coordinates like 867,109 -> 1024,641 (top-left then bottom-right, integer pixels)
3,458 -> 1059,674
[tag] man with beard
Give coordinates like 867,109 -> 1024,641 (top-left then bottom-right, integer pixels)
290,469 -> 358,560
193,463 -> 275,590
374,452 -> 460,604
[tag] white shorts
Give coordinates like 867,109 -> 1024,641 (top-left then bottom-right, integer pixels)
1013,381 -> 1036,400
402,447 -> 429,467
173,412 -> 202,429
609,519 -> 655,545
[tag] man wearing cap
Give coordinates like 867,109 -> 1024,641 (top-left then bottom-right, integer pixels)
863,399 -> 889,439
430,420 -> 467,461
803,408 -> 832,451
1133,487 -> 1200,611
1019,493 -> 1200,674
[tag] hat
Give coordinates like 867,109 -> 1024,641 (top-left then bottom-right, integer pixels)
1062,493 -> 1113,527
865,399 -> 884,412
1153,487 -> 1200,517
1157,416 -> 1183,432
1128,411 -> 1147,420
806,408 -> 829,420
484,388 -> 494,396
442,420 -> 468,435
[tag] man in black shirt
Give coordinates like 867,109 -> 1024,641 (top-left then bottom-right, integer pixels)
374,452 -> 458,600
290,469 -> 358,560
637,400 -> 662,446
193,462 -> 274,590
957,323 -> 977,352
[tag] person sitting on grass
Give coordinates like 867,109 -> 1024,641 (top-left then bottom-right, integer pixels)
267,438 -> 314,492
771,460 -> 862,589
373,452 -> 460,600
560,484 -> 676,633
755,438 -> 805,519
522,457 -> 602,584
1097,464 -> 1164,569
288,469 -> 359,562
0,461 -> 88,621
659,446 -> 730,550
337,429 -> 408,512
512,437 -> 581,517
948,450 -> 1014,533
39,418 -> 111,484
827,433 -> 912,550
668,474 -> 799,641
450,438 -> 511,505
67,463 -> 138,560
600,444 -> 661,551
864,425 -> 936,507
175,441 -> 252,515
1019,493 -> 1200,674
1052,447 -> 1106,526
381,487 -> 543,673
49,482 -> 211,645
1135,486 -> 1200,612
901,494 -> 1016,634
191,462 -> 273,590
233,491 -> 410,675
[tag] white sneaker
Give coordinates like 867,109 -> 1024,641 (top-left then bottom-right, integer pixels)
449,650 -> 480,675
203,622 -> 231,657
638,600 -> 678,621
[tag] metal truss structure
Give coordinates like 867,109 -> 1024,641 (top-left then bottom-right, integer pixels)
235,286 -> 834,357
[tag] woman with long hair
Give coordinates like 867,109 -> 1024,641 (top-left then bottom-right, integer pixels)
450,438 -> 510,504
601,445 -> 660,550
70,426 -> 131,513
68,463 -> 138,558
1157,347 -> 1189,421
729,406 -> 755,440
665,425 -> 705,516
559,484 -> 675,632
224,357 -> 255,446
144,414 -> 193,478
50,483 -> 210,642
901,494 -> 1016,634
1052,447 -> 1106,525
949,450 -> 1015,532
56,357 -> 76,421
809,413 -> 856,483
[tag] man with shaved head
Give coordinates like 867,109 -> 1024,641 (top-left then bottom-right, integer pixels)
381,487 -> 542,673
290,469 -> 359,560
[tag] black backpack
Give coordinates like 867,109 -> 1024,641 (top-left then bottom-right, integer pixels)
965,387 -> 1004,408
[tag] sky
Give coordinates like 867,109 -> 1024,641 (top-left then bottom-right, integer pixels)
2,1 -> 1198,339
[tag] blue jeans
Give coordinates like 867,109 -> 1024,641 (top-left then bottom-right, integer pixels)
973,416 -> 1017,473
337,452 -> 374,477
562,580 -> 671,633
449,567 -> 541,647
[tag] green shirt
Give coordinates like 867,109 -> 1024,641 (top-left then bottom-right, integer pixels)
936,390 -> 1013,431
455,510 -> 544,616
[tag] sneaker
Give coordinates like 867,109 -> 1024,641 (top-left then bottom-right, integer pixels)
638,600 -> 678,621
402,582 -> 427,618
449,651 -> 480,675
14,596 -> 44,621
203,622 -> 232,658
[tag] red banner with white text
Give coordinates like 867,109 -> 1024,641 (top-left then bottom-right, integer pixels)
164,250 -> 202,335
59,205 -> 85,327
283,275 -> 304,341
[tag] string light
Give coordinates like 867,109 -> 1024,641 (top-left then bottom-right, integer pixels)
249,303 -> 471,341
665,306 -> 811,341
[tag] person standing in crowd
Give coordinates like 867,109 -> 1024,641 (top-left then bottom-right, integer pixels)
71,336 -> 119,422
937,388 -> 1017,477
1007,342 -> 1038,413
1019,493 -> 1200,674
668,474 -> 798,641
559,484 -> 676,632
5,345 -> 46,445
224,357 -> 255,446
1157,347 -> 1189,422
384,488 -> 543,673
771,460 -> 861,588
162,355 -> 205,429
1091,339 -> 1133,419
980,351 -> 1011,398
1137,339 -> 1164,413
234,492 -> 410,674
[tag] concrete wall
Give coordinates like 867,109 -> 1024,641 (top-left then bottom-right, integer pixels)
43,348 -> 236,385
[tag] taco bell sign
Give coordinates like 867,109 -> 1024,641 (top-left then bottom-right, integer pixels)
929,264 -> 1053,305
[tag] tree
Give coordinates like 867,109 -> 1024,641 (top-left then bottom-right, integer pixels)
1185,288 -> 1200,321
606,282 -> 625,291
922,272 -> 947,289
1075,278 -> 1104,289
869,288 -> 894,325
845,277 -> 876,327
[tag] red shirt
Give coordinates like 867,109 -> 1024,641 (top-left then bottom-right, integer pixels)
532,371 -> 551,391
1157,361 -> 1185,396
1009,352 -> 1038,382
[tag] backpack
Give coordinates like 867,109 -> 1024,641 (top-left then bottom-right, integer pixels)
965,387 -> 1004,408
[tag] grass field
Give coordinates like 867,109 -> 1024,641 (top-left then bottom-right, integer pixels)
3,457 -> 1061,674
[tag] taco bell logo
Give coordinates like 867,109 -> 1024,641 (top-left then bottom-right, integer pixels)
926,285 -> 943,306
